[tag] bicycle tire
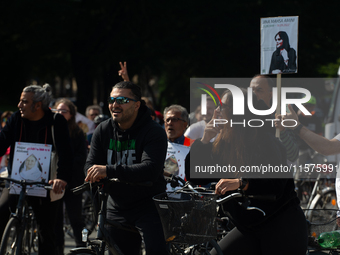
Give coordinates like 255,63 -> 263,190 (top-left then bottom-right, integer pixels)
0,218 -> 21,255
22,216 -> 32,255
306,188 -> 338,222
30,216 -> 38,253
66,248 -> 97,255
167,243 -> 186,255
189,239 -> 223,255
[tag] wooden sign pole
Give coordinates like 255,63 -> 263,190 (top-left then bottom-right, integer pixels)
276,73 -> 281,138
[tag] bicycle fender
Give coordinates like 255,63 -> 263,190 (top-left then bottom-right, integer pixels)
68,247 -> 96,254
305,187 -> 336,220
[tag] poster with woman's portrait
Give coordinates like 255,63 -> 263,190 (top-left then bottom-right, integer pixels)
165,142 -> 190,191
10,142 -> 52,197
261,16 -> 298,75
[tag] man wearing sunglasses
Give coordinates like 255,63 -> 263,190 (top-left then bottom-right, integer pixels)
84,81 -> 168,254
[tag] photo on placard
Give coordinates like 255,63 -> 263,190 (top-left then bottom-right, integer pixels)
164,155 -> 179,176
10,142 -> 52,197
19,154 -> 43,181
261,16 -> 299,75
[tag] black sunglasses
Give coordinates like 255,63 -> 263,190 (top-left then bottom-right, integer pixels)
107,96 -> 137,105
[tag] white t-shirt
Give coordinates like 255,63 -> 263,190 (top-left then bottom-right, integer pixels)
184,120 -> 218,142
184,120 -> 206,140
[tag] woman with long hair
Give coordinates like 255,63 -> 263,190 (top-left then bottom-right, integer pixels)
269,31 -> 297,74
53,98 -> 88,254
190,88 -> 307,254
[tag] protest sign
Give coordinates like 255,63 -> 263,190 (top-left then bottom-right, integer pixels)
261,16 -> 299,75
165,142 -> 190,191
10,142 -> 51,197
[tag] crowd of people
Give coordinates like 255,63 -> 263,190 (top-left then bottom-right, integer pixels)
0,62 -> 334,255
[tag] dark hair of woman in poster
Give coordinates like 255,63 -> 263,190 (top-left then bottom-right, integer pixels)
269,31 -> 297,74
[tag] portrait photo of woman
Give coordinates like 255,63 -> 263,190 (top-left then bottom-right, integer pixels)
164,155 -> 179,176
19,154 -> 43,180
269,31 -> 297,74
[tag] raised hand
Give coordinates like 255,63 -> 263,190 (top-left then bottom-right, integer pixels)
118,61 -> 130,81
282,104 -> 300,129
274,113 -> 285,132
201,107 -> 222,144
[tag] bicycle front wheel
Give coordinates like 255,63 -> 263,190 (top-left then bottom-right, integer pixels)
0,218 -> 21,255
306,188 -> 338,222
190,240 -> 223,255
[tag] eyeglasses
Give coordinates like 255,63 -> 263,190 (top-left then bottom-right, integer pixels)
165,117 -> 186,124
52,109 -> 70,114
107,96 -> 137,105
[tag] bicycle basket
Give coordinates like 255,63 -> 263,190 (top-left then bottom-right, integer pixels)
153,191 -> 217,245
307,218 -> 339,249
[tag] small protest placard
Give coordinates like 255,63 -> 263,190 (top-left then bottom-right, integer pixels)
165,142 -> 190,191
9,142 -> 52,197
261,16 -> 299,75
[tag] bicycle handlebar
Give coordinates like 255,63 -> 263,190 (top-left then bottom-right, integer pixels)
71,178 -> 154,195
164,175 -> 276,217
0,177 -> 52,190
216,192 -> 272,216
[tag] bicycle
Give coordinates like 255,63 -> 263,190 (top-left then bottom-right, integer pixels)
295,150 -> 336,211
297,169 -> 338,223
67,177 -> 268,255
0,177 -> 52,255
63,190 -> 98,240
67,178 -> 150,255
154,175 -> 269,255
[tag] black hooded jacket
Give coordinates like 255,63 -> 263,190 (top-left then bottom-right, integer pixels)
84,104 -> 167,210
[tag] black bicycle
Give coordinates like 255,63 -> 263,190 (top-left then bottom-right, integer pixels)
67,176 -> 268,255
67,178 -> 150,255
0,177 -> 52,255
155,175 -> 269,255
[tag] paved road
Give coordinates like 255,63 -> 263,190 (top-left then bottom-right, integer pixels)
30,229 -> 97,255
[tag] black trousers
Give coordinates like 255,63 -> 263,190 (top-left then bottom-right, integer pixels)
106,198 -> 168,255
210,204 -> 308,255
55,188 -> 86,248
0,187 -> 61,255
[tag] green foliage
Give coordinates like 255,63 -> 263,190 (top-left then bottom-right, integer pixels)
318,58 -> 340,78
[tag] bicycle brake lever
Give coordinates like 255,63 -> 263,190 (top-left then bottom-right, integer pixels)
246,206 -> 266,216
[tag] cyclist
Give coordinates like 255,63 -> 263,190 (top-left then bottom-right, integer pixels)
189,88 -> 308,254
0,84 -> 73,255
84,81 -> 168,254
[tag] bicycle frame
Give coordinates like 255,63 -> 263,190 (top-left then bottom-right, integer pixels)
0,177 -> 52,255
69,182 -> 137,255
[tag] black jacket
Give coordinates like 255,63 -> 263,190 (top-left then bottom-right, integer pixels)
69,126 -> 87,189
187,131 -> 299,232
84,104 -> 167,210
0,110 -> 73,183
269,47 -> 297,74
